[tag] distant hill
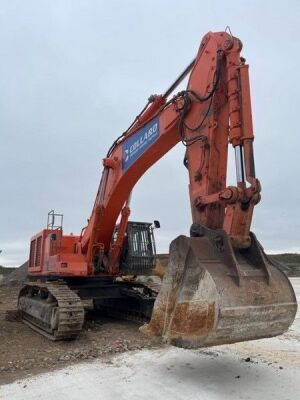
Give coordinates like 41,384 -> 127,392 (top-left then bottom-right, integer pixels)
157,253 -> 300,277
0,266 -> 17,275
270,253 -> 300,264
269,253 -> 300,277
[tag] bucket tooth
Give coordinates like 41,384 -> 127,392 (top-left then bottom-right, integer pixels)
141,230 -> 297,348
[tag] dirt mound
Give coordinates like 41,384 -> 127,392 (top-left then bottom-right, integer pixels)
2,261 -> 28,285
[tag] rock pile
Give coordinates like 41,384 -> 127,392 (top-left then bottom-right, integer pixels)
2,261 -> 28,285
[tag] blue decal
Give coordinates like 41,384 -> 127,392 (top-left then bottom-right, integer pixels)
122,117 -> 160,171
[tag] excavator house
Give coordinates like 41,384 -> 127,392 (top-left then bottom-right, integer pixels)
18,31 -> 297,347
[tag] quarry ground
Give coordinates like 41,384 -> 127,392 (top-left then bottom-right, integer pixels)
0,278 -> 299,399
0,284 -> 161,385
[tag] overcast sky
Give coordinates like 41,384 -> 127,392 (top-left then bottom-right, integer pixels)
1,0 -> 300,267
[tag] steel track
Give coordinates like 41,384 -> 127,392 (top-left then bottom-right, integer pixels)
18,282 -> 84,340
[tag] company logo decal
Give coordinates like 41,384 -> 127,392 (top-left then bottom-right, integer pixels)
122,118 -> 160,171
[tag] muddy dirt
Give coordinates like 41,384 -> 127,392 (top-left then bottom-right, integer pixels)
0,284 -> 162,384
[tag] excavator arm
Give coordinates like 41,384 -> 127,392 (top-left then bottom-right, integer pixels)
80,31 -> 261,275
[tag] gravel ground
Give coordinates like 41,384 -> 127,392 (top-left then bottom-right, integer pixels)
1,278 -> 299,400
0,278 -> 299,389
0,284 -> 161,384
1,320 -> 300,400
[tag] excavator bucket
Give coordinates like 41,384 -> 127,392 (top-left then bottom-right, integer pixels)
141,229 -> 297,348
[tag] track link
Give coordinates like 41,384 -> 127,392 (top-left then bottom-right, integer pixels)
18,282 -> 84,341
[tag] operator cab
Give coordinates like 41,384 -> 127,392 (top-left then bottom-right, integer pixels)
118,221 -> 159,275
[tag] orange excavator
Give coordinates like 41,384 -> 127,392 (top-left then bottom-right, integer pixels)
18,31 -> 297,347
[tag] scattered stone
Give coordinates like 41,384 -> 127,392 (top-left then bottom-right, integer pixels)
0,283 -> 162,383
59,354 -> 71,362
